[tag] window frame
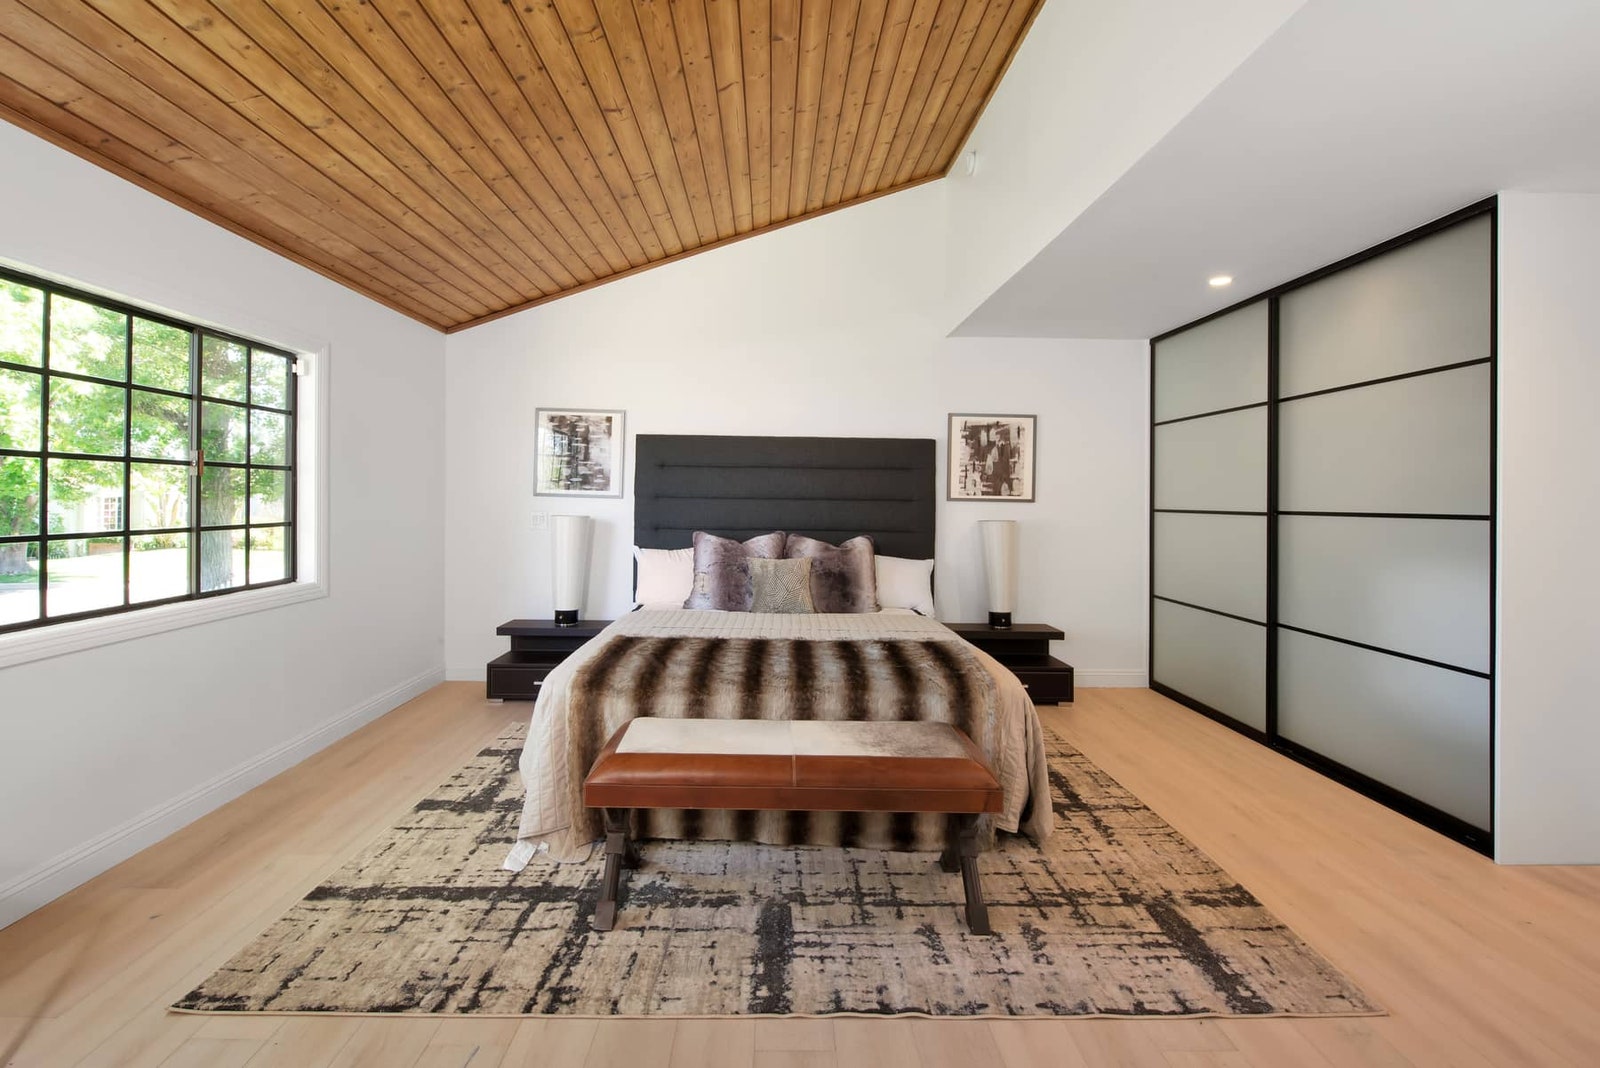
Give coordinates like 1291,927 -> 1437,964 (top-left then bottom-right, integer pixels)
0,263 -> 321,663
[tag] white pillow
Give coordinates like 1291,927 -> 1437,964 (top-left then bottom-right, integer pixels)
875,555 -> 935,616
633,546 -> 695,609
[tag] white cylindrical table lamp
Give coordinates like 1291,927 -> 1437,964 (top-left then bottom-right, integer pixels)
980,519 -> 1018,629
551,514 -> 593,626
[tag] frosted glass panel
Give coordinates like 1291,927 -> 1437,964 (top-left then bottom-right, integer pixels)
1152,599 -> 1266,730
1154,513 -> 1266,622
1154,408 -> 1266,512
1280,516 -> 1490,672
1278,630 -> 1490,829
1279,364 -> 1489,515
1154,302 -> 1268,421
1280,214 -> 1491,397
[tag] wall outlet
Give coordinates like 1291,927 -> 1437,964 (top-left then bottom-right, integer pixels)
531,512 -> 548,531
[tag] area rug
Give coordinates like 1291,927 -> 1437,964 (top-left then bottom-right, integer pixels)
173,721 -> 1378,1018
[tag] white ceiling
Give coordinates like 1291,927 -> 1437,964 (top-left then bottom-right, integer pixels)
953,0 -> 1600,339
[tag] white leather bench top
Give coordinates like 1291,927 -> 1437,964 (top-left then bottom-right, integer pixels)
615,718 -> 971,760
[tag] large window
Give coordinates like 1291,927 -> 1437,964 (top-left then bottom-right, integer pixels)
0,267 -> 296,632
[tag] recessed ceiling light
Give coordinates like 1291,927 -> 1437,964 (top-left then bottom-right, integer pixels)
1208,275 -> 1233,288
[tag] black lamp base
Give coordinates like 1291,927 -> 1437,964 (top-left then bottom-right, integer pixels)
988,611 -> 1012,629
554,609 -> 579,627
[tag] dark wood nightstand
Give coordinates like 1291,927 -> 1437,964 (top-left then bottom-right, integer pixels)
945,623 -> 1075,704
487,619 -> 613,700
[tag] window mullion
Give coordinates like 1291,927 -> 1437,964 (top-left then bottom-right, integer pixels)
190,328 -> 202,599
122,316 -> 133,607
38,294 -> 50,621
288,358 -> 297,581
244,347 -> 252,587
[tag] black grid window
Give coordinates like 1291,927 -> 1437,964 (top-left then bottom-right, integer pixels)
0,266 -> 296,633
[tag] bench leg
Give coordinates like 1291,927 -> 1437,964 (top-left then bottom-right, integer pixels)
594,807 -> 634,932
947,814 -> 991,935
938,827 -> 962,873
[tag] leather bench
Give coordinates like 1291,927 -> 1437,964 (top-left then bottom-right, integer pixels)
582,718 -> 1005,934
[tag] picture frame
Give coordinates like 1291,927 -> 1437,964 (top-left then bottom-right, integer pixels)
947,413 -> 1036,501
534,408 -> 625,498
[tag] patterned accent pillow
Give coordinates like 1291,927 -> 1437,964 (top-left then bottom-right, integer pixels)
683,530 -> 786,611
748,557 -> 816,614
783,534 -> 879,613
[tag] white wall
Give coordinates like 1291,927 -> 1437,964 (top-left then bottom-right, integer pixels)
943,0 -> 1305,330
1495,191 -> 1600,864
445,181 -> 1148,686
0,124 -> 447,926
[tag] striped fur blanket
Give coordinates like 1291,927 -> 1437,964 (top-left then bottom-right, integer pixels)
505,611 -> 1052,867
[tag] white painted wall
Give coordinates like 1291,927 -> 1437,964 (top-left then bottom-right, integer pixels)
942,0 -> 1305,331
950,0 -> 1600,340
0,123 -> 447,926
1495,191 -> 1600,864
444,181 -> 1148,687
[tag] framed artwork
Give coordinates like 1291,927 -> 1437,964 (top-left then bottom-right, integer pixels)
535,408 -> 625,497
947,413 -> 1036,501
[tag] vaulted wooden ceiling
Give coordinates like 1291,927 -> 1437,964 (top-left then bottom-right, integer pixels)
0,0 -> 1043,332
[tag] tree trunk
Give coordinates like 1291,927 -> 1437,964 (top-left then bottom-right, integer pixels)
0,542 -> 28,576
200,473 -> 237,591
201,529 -> 234,591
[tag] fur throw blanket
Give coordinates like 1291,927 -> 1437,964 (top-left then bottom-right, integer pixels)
563,635 -> 1000,852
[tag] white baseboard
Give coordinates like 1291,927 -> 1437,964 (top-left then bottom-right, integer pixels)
0,665 -> 445,932
1074,669 -> 1149,688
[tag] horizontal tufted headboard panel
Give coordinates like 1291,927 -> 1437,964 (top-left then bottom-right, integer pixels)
633,435 -> 936,559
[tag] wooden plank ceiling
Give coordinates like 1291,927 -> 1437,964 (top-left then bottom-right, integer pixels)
0,0 -> 1043,332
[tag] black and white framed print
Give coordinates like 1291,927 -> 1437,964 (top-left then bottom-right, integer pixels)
948,413 -> 1036,501
535,408 -> 625,497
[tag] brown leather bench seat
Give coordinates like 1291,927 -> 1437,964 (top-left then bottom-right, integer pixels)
583,718 -> 1004,934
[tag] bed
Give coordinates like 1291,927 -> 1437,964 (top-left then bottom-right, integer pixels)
504,435 -> 1053,869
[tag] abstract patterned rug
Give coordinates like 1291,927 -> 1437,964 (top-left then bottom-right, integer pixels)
173,721 -> 1378,1018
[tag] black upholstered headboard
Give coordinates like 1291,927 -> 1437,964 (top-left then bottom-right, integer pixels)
634,435 -> 936,559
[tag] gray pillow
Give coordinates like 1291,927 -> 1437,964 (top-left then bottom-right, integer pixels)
748,557 -> 816,613
783,534 -> 879,613
683,531 -> 786,611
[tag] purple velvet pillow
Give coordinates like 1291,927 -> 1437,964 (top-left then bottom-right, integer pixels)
783,534 -> 879,613
683,531 -> 786,611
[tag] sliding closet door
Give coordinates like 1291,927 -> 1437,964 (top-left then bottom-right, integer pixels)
1149,203 -> 1496,851
1276,213 -> 1493,834
1150,303 -> 1269,731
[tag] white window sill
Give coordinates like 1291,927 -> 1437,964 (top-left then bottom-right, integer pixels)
0,581 -> 327,671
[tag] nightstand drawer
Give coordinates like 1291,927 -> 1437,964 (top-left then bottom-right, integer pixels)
1012,663 -> 1075,704
486,653 -> 557,701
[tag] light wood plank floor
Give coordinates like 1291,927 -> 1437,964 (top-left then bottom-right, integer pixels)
3,683 -> 1597,1067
